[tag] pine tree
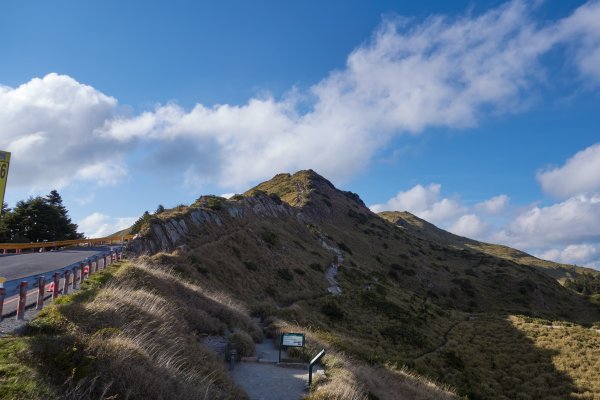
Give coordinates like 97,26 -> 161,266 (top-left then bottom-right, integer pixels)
0,201 -> 10,242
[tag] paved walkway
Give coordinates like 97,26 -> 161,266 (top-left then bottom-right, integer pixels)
231,362 -> 308,400
229,334 -> 324,400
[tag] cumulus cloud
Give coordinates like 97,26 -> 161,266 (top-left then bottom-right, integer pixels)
537,143 -> 600,198
4,2 -> 600,192
78,212 -> 136,238
494,194 -> 600,248
538,244 -> 599,268
475,195 -> 509,214
449,214 -> 490,238
95,1 -> 600,190
0,73 -> 125,191
370,183 -> 466,225
557,1 -> 600,84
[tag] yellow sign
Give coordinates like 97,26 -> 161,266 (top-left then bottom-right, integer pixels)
0,151 -> 10,216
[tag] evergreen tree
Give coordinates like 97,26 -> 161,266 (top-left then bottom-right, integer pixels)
1,191 -> 83,242
155,204 -> 166,214
44,190 -> 83,240
0,202 -> 10,242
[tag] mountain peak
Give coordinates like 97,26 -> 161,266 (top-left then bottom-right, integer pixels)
245,170 -> 364,210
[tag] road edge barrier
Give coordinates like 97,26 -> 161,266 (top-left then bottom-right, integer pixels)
0,247 -> 124,322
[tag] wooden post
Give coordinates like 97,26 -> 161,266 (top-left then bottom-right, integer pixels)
79,263 -> 85,283
36,276 -> 45,310
16,281 -> 28,320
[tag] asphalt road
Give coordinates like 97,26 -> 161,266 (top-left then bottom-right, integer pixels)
0,246 -> 114,281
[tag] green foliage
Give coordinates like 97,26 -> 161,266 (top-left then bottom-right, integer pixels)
244,261 -> 258,271
260,229 -> 279,247
1,190 -> 83,242
336,241 -> 353,255
227,331 -> 256,360
154,204 -> 165,214
321,300 -> 345,320
276,268 -> 294,281
206,196 -> 223,210
565,273 -> 600,294
309,263 -> 323,272
130,211 -> 151,235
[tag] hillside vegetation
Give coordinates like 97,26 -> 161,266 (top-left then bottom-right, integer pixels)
2,170 -> 599,399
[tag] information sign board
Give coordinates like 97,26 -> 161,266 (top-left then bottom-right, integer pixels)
280,332 -> 305,347
0,151 -> 10,216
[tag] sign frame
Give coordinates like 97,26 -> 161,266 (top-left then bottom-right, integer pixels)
278,332 -> 305,363
0,151 -> 10,216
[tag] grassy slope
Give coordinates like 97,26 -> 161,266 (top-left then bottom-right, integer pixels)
379,210 -> 600,282
0,261 -> 254,400
3,170 -> 599,399
125,170 -> 600,399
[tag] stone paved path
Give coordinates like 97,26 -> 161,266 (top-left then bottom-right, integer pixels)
231,362 -> 308,400
230,335 -> 324,400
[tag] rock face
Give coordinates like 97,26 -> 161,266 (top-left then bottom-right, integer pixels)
128,193 -> 300,255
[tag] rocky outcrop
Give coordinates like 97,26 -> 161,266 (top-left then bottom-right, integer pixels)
127,193 -> 302,255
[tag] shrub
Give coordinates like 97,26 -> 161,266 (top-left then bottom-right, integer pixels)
321,300 -> 345,320
310,263 -> 323,272
244,261 -> 258,271
206,197 -> 223,210
261,230 -> 279,247
227,331 -> 256,360
337,241 -> 353,255
277,268 -> 294,281
293,268 -> 306,275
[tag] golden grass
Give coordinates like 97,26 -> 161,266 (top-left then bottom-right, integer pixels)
9,261 -> 258,399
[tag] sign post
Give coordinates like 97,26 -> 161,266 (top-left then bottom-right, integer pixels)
0,151 -> 10,216
308,349 -> 326,387
279,332 -> 305,363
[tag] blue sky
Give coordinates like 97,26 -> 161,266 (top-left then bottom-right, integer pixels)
1,1 -> 600,269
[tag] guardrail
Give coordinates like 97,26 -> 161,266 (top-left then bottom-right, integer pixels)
0,234 -> 135,254
0,247 -> 124,321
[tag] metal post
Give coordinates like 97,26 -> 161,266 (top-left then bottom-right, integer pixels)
16,281 -> 28,320
89,258 -> 94,274
52,272 -> 60,300
36,276 -> 45,310
103,255 -> 107,269
229,349 -> 237,370
63,270 -> 70,295
0,287 -> 5,322
79,263 -> 84,283
95,256 -> 99,271
308,349 -> 326,387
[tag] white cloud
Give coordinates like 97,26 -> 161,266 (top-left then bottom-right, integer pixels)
95,1 -> 600,190
557,1 -> 600,84
538,244 -> 599,268
449,214 -> 490,238
4,2 -> 600,192
0,73 -> 126,191
492,194 -> 600,249
475,194 -> 509,214
537,143 -> 600,198
370,183 -> 466,225
78,212 -> 136,238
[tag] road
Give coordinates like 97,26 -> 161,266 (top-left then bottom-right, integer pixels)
0,247 -> 114,281
0,246 -> 117,319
